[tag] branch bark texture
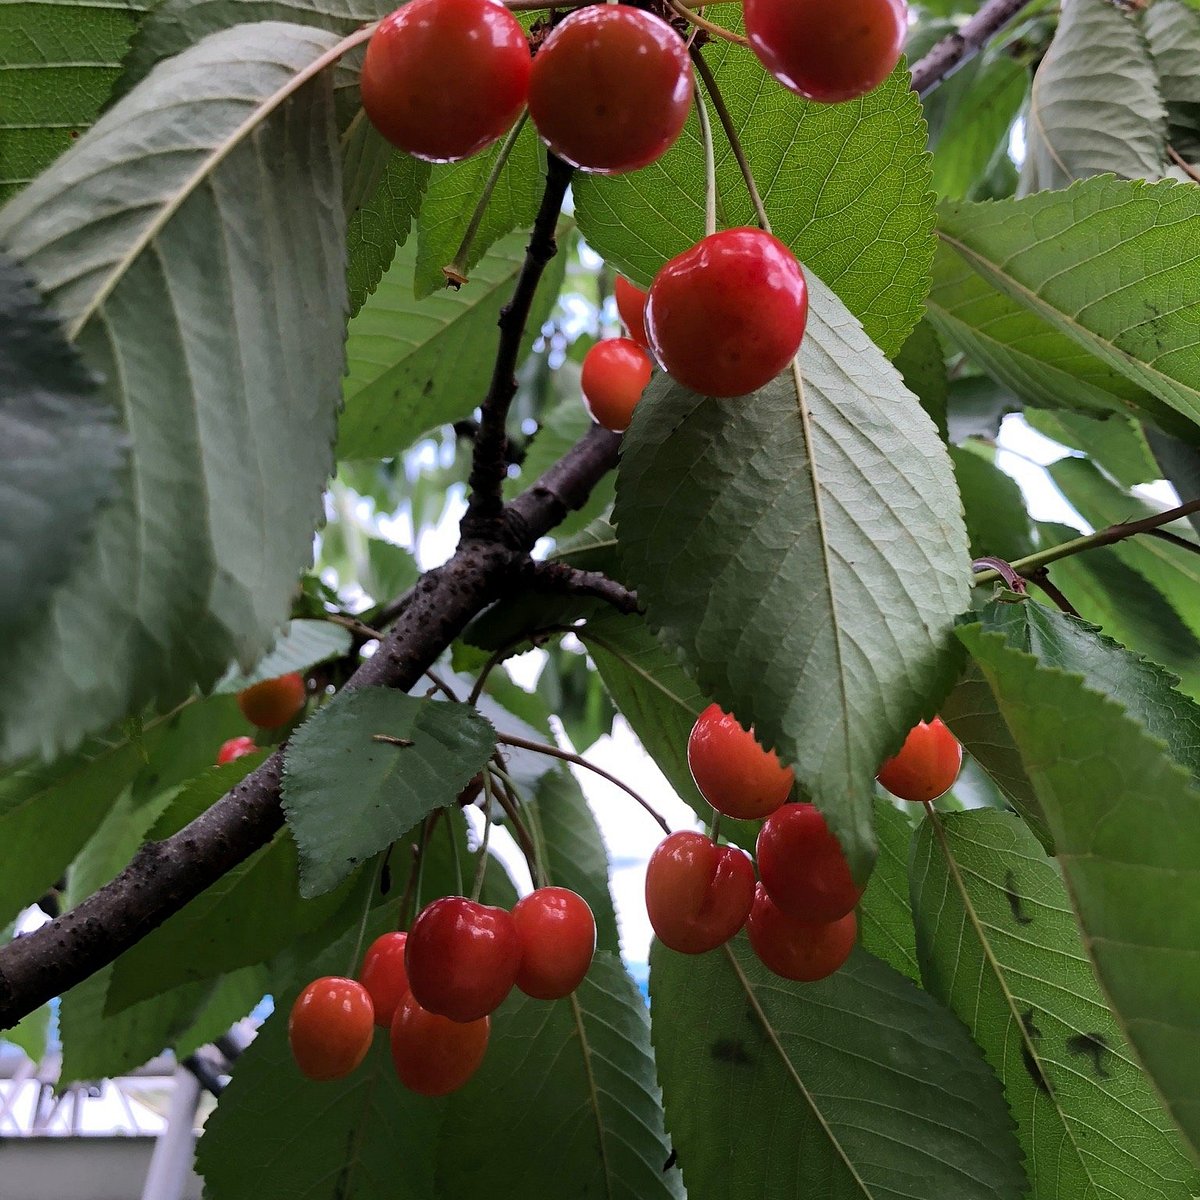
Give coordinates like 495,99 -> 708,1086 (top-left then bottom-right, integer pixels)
909,0 -> 1038,97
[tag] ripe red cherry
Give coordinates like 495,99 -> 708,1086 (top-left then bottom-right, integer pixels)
360,0 -> 532,163
391,993 -> 490,1096
687,704 -> 794,820
511,887 -> 596,999
744,0 -> 908,104
646,229 -> 809,397
236,672 -> 306,729
581,338 -> 653,432
645,831 -> 756,955
747,885 -> 857,982
359,931 -> 410,1028
405,897 -> 520,1022
216,736 -> 257,765
877,717 -> 963,803
757,804 -> 862,922
288,977 -> 374,1081
614,276 -> 650,349
528,6 -> 692,173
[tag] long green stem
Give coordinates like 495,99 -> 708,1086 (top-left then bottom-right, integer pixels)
696,83 -> 718,238
470,770 -> 497,901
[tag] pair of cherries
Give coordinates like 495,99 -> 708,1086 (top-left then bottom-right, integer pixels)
215,671 -> 310,764
289,886 -> 596,1095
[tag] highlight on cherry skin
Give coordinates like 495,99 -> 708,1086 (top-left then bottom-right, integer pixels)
216,735 -> 257,766
288,977 -> 375,1082
236,672 -> 306,729
358,931 -> 410,1028
527,4 -> 693,174
757,803 -> 863,923
876,716 -> 964,803
360,0 -> 531,163
581,338 -> 653,433
512,887 -> 597,1000
614,276 -> 651,350
645,831 -> 757,955
744,0 -> 908,104
391,993 -> 491,1097
646,228 -> 809,398
746,884 -> 858,983
687,703 -> 794,820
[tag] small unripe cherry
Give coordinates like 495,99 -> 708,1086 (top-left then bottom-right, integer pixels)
528,5 -> 692,173
876,717 -> 963,803
614,276 -> 650,350
391,993 -> 490,1096
747,885 -> 857,982
359,931 -> 410,1028
646,228 -> 809,397
511,887 -> 596,1000
288,977 -> 374,1081
361,0 -> 532,163
236,672 -> 306,729
581,338 -> 653,432
756,804 -> 862,922
687,704 -> 794,820
216,736 -> 257,766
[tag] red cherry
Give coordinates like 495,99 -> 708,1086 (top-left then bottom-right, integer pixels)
646,228 -> 809,397
747,885 -> 857,982
288,977 -> 374,1081
744,0 -> 908,104
581,338 -> 653,433
645,831 -> 756,955
361,0 -> 532,163
528,6 -> 692,173
216,736 -> 257,765
236,672 -> 306,729
391,993 -> 490,1096
511,887 -> 596,1000
757,804 -> 862,922
405,897 -> 520,1022
614,276 -> 651,350
687,704 -> 794,820
876,717 -> 963,803
359,931 -> 410,1028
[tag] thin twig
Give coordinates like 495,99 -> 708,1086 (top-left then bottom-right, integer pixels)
524,561 -> 641,614
1029,568 -> 1081,618
665,0 -> 749,46
909,0 -> 1039,98
1143,527 -> 1200,556
1168,145 -> 1200,184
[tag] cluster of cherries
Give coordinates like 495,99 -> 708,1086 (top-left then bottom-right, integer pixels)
215,671 -> 308,765
360,0 -> 907,415
289,887 -> 597,1094
645,705 -> 963,980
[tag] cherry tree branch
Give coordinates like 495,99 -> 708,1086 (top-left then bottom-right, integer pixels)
523,560 -> 641,614
909,0 -> 1038,98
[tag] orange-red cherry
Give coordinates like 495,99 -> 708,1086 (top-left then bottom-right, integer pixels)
687,704 -> 794,820
511,887 -> 596,1000
747,885 -> 857,982
288,977 -> 374,1081
405,897 -> 520,1022
581,338 -> 653,432
646,228 -> 809,397
757,804 -> 862,922
528,5 -> 692,173
744,0 -> 908,104
236,672 -> 306,729
216,736 -> 257,765
877,717 -> 963,803
391,993 -> 490,1096
361,0 -> 532,163
645,831 -> 756,955
615,276 -> 651,350
359,931 -> 410,1028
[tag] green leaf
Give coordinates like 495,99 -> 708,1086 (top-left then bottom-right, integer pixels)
958,622 -> 1200,1158
0,0 -> 149,201
951,443 -> 1036,561
176,964 -> 269,1059
339,227 -> 565,460
858,799 -> 920,982
282,688 -> 497,897
0,23 -> 347,761
1023,409 -> 1160,487
4,1004 -> 49,1063
649,938 -> 1025,1200
912,808 -> 1200,1200
575,29 -> 934,355
893,320 -> 948,440
1145,0 -> 1200,167
1146,428 -> 1200,538
214,620 -> 353,693
0,251 -> 123,630
613,278 -> 971,875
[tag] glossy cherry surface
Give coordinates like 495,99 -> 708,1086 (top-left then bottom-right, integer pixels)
746,885 -> 857,982
687,703 -> 794,820
391,993 -> 490,1096
744,0 -> 908,103
288,977 -> 374,1081
645,831 -> 756,955
528,5 -> 692,173
405,897 -> 520,1022
237,672 -> 306,729
581,338 -> 653,432
359,931 -> 410,1028
876,717 -> 963,803
216,736 -> 258,765
614,276 -> 650,349
512,887 -> 596,999
361,0 -> 532,163
757,804 -> 862,922
646,228 -> 809,397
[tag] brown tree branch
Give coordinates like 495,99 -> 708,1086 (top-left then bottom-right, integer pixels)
523,560 -> 641,614
909,0 -> 1038,98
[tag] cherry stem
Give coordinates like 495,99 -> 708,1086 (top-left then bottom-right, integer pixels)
424,670 -> 462,701
346,856 -> 383,976
709,811 -> 723,843
470,770 -> 497,902
467,623 -> 577,706
446,808 -> 465,896
488,759 -> 547,888
695,81 -> 718,239
666,0 -> 750,47
395,838 -> 424,930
